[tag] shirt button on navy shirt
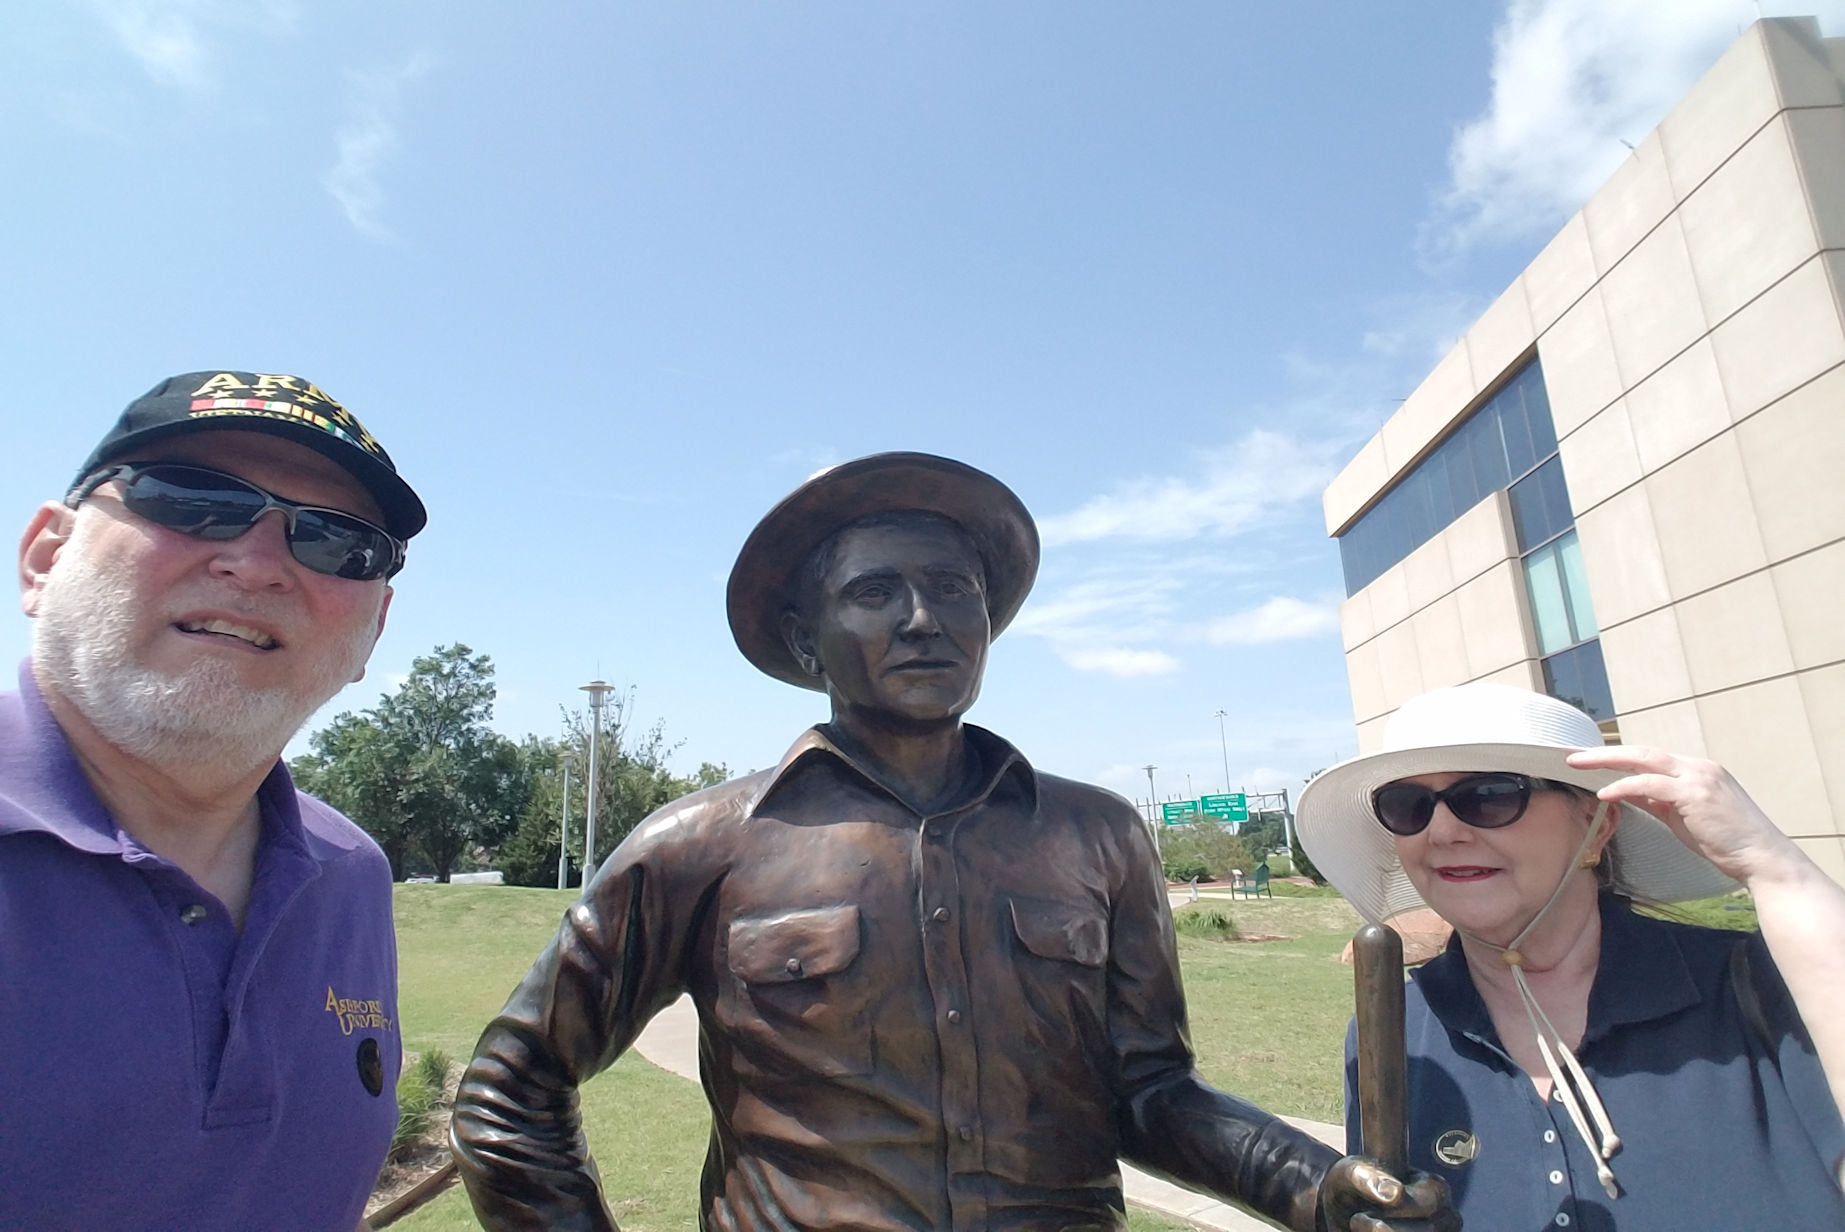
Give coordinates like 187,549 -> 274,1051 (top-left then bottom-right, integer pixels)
946,1010 -> 961,1024
180,904 -> 207,925
1548,1170 -> 1563,1184
1554,1215 -> 1570,1227
932,907 -> 950,922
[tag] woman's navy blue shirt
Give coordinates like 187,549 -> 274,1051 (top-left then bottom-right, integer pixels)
1343,894 -> 1845,1230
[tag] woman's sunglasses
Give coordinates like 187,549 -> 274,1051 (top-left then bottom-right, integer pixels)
69,462 -> 405,582
1371,772 -> 1574,837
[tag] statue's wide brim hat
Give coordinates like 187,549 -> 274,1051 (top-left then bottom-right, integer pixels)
728,452 -> 1040,691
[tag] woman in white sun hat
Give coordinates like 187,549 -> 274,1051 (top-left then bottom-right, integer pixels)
1295,682 -> 1845,1230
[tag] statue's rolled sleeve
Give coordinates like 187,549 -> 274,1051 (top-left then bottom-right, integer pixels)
452,806 -> 710,1231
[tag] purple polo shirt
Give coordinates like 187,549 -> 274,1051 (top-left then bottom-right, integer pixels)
0,663 -> 401,1231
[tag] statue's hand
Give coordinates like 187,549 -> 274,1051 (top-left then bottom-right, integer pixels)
1316,1155 -> 1460,1232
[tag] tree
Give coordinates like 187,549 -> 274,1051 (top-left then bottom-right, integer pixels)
1159,824 -> 1254,883
496,704 -> 733,888
1292,768 -> 1327,885
559,696 -> 732,872
291,644 -> 535,882
496,737 -> 575,889
292,713 -> 418,881
1237,813 -> 1285,859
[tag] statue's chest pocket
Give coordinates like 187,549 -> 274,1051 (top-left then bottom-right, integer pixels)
721,905 -> 874,1076
1008,896 -> 1109,1020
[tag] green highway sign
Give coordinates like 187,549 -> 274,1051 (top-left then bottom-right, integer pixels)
1199,792 -> 1249,822
1160,800 -> 1200,825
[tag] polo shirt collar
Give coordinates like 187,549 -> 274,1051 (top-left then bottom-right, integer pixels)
0,661 -> 120,854
1416,892 -> 1703,1047
1582,891 -> 1702,1037
751,722 -> 1039,819
0,659 -> 313,869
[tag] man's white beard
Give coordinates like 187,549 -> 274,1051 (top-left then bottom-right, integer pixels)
31,529 -> 375,776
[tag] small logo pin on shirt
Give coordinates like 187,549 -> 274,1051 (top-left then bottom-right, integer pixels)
1434,1128 -> 1480,1166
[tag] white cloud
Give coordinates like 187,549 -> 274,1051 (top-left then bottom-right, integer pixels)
1060,646 -> 1181,677
1011,570 -> 1188,677
1204,596 -> 1340,646
90,0 -> 296,91
1428,0 -> 1844,255
324,53 -> 432,239
1038,429 -> 1338,547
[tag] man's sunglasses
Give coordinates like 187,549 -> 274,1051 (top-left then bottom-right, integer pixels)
1371,772 -> 1575,837
69,462 -> 405,582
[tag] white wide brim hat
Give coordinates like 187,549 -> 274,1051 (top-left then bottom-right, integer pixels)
1297,683 -> 1738,926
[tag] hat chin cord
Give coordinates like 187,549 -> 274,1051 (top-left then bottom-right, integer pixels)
1452,800 -> 1623,1199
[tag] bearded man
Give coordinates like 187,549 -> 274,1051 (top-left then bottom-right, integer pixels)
453,453 -> 1452,1232
2,371 -> 425,1231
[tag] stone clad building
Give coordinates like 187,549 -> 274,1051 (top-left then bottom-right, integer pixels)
1322,17 -> 1845,881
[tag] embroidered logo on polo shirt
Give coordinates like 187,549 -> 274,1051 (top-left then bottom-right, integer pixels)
1434,1128 -> 1479,1166
325,985 -> 394,1036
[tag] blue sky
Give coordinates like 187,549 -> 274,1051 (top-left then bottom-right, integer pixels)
5,1 -> 1836,810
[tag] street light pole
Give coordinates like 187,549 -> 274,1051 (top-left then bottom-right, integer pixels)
555,751 -> 577,890
580,680 -> 615,877
1143,763 -> 1161,862
1214,709 -> 1231,795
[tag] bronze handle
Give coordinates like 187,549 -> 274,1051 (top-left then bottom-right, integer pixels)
1352,923 -> 1407,1175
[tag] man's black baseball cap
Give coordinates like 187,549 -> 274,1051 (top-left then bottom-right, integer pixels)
74,370 -> 427,539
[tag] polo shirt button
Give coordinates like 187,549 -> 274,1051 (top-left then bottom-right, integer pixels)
1549,1170 -> 1564,1184
957,1126 -> 973,1142
785,958 -> 802,975
1544,1130 -> 1557,1143
932,907 -> 951,922
946,1009 -> 962,1024
180,904 -> 207,925
1554,1215 -> 1570,1227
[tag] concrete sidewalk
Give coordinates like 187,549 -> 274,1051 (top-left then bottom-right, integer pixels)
633,994 -> 1343,1232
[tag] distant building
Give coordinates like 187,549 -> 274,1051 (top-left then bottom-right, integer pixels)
1321,17 -> 1845,882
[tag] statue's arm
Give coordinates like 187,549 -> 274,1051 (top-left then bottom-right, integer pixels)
1108,814 -> 1457,1232
451,821 -> 702,1232
1103,812 -> 1339,1231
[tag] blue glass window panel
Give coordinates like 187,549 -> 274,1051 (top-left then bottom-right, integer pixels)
1469,405 -> 1509,495
1543,640 -> 1614,722
1444,433 -> 1481,515
1501,383 -> 1538,478
1510,456 -> 1573,551
1401,469 -> 1437,547
1523,543 -> 1574,655
1557,531 -> 1599,643
1422,449 -> 1458,527
1524,366 -> 1558,456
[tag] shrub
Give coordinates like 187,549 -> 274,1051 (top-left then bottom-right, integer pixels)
1159,824 -> 1254,882
390,1049 -> 454,1163
1290,829 -> 1326,885
1163,854 -> 1209,883
1172,907 -> 1241,941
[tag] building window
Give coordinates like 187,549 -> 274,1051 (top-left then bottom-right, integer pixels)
1336,356 -> 1618,725
1337,359 -> 1557,595
1541,640 -> 1616,725
1522,530 -> 1598,655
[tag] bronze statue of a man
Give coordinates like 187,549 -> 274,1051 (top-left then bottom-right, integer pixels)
451,453 -> 1453,1232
